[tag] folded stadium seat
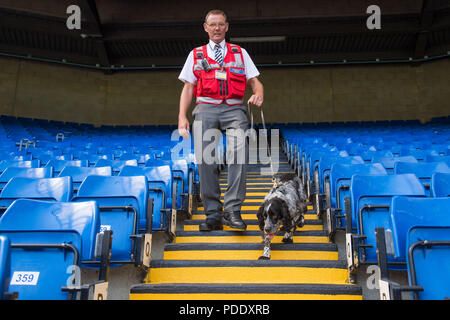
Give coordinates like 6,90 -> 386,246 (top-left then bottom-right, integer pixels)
145,158 -> 194,215
114,152 -> 138,161
119,165 -> 176,238
376,197 -> 450,300
0,235 -> 13,300
0,167 -> 53,190
345,174 -> 426,279
313,155 -> 364,216
359,150 -> 394,163
430,172 -> 450,197
372,155 -> 418,174
394,162 -> 450,196
94,158 -> 138,175
0,176 -> 73,216
303,147 -> 344,198
0,160 -> 40,174
400,148 -> 431,162
0,199 -> 112,300
72,152 -> 110,167
58,166 -> 112,193
326,163 -> 388,241
72,175 -> 151,268
137,154 -> 152,166
45,159 -> 89,177
32,150 -> 70,166
0,153 -> 33,162
426,155 -> 450,166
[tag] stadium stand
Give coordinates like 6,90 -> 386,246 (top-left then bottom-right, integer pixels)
0,115 -> 448,300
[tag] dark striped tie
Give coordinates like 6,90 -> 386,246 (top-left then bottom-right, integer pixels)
214,44 -> 223,66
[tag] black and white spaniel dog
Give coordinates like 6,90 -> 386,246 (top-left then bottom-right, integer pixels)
256,173 -> 308,260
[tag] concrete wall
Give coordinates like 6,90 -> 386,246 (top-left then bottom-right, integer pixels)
0,56 -> 448,126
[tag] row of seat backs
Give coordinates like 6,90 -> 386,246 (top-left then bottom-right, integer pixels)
328,160 -> 450,198
346,173 -> 450,289
0,157 -> 193,188
0,162 -> 176,210
331,169 -> 450,229
0,175 -> 149,267
0,172 -> 167,229
0,157 -> 192,174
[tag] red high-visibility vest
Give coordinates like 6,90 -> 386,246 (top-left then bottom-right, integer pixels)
192,43 -> 246,106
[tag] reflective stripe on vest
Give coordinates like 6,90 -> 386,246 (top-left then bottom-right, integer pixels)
197,96 -> 244,106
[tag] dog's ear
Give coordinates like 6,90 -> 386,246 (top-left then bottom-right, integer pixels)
280,202 -> 293,232
256,205 -> 265,231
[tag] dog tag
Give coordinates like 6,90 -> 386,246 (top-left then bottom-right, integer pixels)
215,70 -> 227,80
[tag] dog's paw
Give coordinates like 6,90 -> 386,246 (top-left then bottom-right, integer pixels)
282,237 -> 293,244
258,256 -> 271,260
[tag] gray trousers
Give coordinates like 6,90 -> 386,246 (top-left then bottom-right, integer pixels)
192,103 -> 249,224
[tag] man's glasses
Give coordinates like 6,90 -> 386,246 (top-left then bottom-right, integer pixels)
206,22 -> 227,29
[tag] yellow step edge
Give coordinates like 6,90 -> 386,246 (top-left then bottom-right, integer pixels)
174,236 -> 329,244
220,183 -> 273,185
220,192 -> 268,196
163,250 -> 338,261
147,267 -> 349,285
130,293 -> 362,300
183,224 -> 323,232
196,205 -> 315,211
191,214 -> 318,220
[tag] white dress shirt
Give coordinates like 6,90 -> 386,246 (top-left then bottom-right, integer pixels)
178,39 -> 260,84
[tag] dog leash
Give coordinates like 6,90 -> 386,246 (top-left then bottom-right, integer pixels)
247,103 -> 276,181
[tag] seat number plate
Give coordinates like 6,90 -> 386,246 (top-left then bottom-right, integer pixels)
10,271 -> 39,286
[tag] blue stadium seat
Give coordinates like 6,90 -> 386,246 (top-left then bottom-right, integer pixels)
394,162 -> 450,195
45,159 -> 88,177
58,166 -> 112,192
146,158 -> 193,214
95,159 -> 137,175
0,167 -> 53,190
376,197 -> 450,300
313,156 -> 364,216
0,160 -> 40,173
426,155 -> 450,166
119,165 -> 175,235
431,172 -> 450,197
0,199 -> 111,300
0,177 -> 73,215
72,175 -> 151,267
372,155 -> 418,174
345,174 -> 426,275
325,163 -> 388,240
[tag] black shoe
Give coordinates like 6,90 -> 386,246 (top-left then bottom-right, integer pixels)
199,221 -> 223,231
222,211 -> 247,230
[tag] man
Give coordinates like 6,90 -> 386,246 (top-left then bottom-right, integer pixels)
178,9 -> 264,231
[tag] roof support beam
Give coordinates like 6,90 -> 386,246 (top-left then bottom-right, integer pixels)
413,0 -> 436,59
76,0 -> 110,68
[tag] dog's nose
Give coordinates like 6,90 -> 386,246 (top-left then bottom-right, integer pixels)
264,228 -> 272,233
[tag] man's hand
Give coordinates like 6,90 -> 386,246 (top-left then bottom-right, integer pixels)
178,82 -> 195,139
247,94 -> 263,107
247,77 -> 264,107
178,115 -> 190,139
